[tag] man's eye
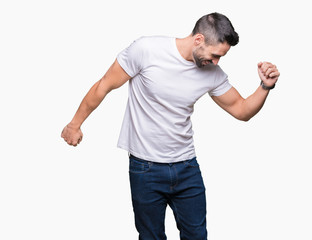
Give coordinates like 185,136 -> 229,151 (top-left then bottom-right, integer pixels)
212,55 -> 221,59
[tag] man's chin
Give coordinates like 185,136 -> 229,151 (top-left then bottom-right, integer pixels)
197,62 -> 208,68
194,60 -> 204,68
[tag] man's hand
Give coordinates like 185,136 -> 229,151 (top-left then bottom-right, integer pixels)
257,62 -> 280,87
61,123 -> 83,147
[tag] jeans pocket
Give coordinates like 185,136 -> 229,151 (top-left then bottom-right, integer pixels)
129,156 -> 151,174
184,157 -> 200,168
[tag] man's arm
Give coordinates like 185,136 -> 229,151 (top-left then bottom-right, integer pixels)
211,62 -> 280,121
61,59 -> 131,146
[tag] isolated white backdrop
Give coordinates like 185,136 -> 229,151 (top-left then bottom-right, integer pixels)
0,0 -> 311,239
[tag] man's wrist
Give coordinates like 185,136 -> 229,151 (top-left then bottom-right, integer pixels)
260,81 -> 275,90
68,121 -> 81,130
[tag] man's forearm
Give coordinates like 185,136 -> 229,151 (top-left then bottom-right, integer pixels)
69,80 -> 108,128
241,86 -> 270,121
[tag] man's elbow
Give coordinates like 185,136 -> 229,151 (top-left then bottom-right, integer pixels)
239,116 -> 252,122
234,112 -> 253,122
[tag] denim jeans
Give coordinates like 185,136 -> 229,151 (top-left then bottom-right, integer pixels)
129,154 -> 207,240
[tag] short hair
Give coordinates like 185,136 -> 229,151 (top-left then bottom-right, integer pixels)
192,12 -> 239,46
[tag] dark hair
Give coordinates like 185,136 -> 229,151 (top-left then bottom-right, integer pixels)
192,12 -> 239,46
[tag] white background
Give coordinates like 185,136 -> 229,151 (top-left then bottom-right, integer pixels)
1,0 -> 311,239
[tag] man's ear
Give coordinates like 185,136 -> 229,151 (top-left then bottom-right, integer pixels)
193,34 -> 205,46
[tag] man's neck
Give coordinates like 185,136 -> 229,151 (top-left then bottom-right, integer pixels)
175,35 -> 194,62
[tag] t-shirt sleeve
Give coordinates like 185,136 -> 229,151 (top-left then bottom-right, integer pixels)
117,37 -> 145,78
208,66 -> 232,96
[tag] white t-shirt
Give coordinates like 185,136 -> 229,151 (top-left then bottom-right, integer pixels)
117,36 -> 232,163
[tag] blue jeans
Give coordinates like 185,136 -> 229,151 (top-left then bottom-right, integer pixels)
129,154 -> 207,240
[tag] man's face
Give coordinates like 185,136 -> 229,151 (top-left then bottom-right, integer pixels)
192,42 -> 231,68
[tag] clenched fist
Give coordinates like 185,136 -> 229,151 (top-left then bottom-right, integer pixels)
61,123 -> 83,147
257,62 -> 280,88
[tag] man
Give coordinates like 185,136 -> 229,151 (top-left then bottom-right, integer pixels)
61,12 -> 280,240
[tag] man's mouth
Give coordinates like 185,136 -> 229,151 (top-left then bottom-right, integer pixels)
201,60 -> 212,66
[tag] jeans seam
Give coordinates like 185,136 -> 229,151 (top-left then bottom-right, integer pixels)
171,200 -> 184,238
172,165 -> 178,189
